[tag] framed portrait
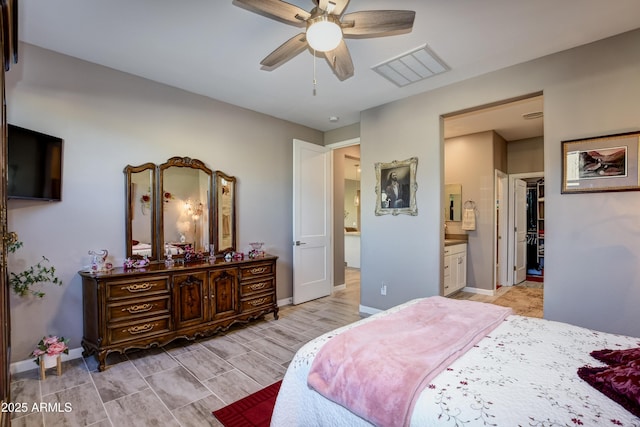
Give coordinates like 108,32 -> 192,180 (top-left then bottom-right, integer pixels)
562,131 -> 640,194
375,157 -> 418,216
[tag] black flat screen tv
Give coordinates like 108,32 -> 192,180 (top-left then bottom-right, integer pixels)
7,124 -> 63,201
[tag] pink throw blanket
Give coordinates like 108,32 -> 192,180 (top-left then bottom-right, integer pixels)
307,297 -> 513,427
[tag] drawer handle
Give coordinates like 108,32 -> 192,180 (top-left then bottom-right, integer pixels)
122,282 -> 155,293
248,297 -> 268,307
123,303 -> 153,314
125,323 -> 155,335
250,267 -> 267,275
249,282 -> 268,291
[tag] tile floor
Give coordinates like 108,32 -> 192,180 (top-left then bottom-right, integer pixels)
9,269 -> 541,426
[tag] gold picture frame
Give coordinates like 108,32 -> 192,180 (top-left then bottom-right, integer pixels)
562,131 -> 640,194
375,157 -> 418,216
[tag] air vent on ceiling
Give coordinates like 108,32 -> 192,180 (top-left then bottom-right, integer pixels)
372,44 -> 449,87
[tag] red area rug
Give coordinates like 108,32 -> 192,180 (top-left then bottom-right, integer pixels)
213,380 -> 282,427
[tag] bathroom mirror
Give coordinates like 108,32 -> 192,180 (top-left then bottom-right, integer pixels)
124,162 -> 157,259
214,171 -> 236,254
444,183 -> 462,222
159,157 -> 213,258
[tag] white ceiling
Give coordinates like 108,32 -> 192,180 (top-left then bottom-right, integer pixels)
444,95 -> 544,141
18,0 -> 640,134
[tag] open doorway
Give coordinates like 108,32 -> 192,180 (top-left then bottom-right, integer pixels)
328,139 -> 361,300
444,93 -> 544,296
508,174 -> 544,284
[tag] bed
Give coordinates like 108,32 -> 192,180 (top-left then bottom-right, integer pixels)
271,297 -> 640,426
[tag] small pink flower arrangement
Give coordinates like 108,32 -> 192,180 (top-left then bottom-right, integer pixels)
31,335 -> 69,365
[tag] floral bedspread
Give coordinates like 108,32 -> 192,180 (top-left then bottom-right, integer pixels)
271,299 -> 640,426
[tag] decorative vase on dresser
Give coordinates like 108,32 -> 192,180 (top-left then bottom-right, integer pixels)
79,255 -> 278,371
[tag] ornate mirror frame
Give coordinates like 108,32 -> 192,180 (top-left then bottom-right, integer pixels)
158,156 -> 214,259
214,171 -> 236,254
124,157 -> 235,260
124,162 -> 157,260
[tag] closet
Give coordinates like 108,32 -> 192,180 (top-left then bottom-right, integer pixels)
526,178 -> 544,279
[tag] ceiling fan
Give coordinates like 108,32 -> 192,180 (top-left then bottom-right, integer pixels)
233,0 -> 416,81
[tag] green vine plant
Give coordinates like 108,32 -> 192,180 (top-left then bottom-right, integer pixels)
7,238 -> 62,298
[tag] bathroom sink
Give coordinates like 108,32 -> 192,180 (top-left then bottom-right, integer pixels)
444,239 -> 465,246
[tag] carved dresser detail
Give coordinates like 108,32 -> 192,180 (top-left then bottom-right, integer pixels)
79,255 -> 278,371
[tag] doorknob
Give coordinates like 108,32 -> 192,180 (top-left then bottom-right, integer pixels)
293,241 -> 307,246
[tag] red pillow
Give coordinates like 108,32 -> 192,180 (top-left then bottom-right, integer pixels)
577,359 -> 640,417
591,347 -> 640,365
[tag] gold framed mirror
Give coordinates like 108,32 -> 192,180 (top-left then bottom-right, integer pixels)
124,162 -> 157,259
159,157 -> 213,259
214,171 -> 236,254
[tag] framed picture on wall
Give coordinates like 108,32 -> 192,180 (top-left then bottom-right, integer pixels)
562,131 -> 640,194
375,157 -> 418,216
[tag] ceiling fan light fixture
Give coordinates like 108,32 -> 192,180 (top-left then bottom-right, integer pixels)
306,14 -> 342,52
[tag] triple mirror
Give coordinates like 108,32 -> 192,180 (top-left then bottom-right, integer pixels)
125,156 -> 236,260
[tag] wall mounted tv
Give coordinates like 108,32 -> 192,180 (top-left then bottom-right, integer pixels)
7,124 -> 63,201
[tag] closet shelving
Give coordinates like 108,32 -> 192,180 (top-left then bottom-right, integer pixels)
526,178 -> 544,278
537,180 -> 544,271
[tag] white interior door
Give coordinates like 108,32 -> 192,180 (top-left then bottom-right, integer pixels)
513,179 -> 527,284
292,139 -> 332,304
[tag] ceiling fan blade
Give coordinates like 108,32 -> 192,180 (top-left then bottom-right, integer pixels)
329,0 -> 350,16
233,0 -> 310,27
342,10 -> 416,38
260,33 -> 308,69
315,0 -> 350,15
324,39 -> 354,81
318,0 -> 329,11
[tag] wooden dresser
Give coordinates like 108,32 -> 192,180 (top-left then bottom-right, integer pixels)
79,255 -> 278,371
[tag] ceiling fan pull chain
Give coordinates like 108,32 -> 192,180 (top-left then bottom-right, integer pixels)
313,48 -> 317,96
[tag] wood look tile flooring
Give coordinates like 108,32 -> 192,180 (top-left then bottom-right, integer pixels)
9,268 -> 540,426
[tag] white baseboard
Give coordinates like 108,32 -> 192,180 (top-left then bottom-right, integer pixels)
359,305 -> 382,316
10,347 -> 85,375
333,283 -> 346,291
462,286 -> 495,296
277,297 -> 292,307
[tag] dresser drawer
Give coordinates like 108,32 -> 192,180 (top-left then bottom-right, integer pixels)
240,262 -> 274,280
241,293 -> 275,312
106,276 -> 170,301
108,316 -> 171,344
107,295 -> 171,324
240,277 -> 274,297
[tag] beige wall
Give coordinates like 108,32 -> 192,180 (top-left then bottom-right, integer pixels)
324,123 -> 360,145
508,136 -> 544,173
493,132 -> 508,173
360,29 -> 640,337
5,43 -> 323,362
444,131 -> 498,292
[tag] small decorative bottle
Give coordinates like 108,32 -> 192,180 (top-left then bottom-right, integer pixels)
164,245 -> 174,268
